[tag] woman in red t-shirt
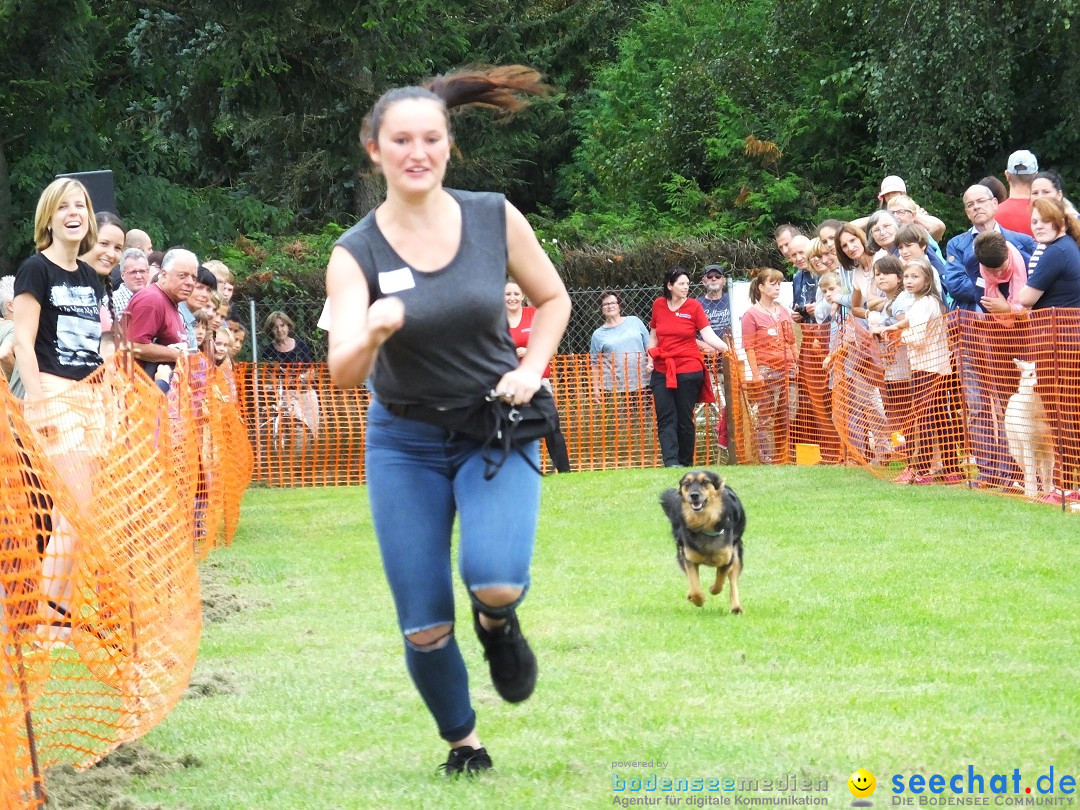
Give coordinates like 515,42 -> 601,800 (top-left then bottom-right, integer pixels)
505,280 -> 570,472
646,267 -> 730,466
741,267 -> 799,463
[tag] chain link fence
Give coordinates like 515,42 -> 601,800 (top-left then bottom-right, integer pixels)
233,281 -> 735,362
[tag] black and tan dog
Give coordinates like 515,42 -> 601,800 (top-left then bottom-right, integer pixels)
660,470 -> 746,613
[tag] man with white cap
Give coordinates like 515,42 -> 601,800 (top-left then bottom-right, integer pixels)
994,149 -> 1038,236
853,175 -> 945,241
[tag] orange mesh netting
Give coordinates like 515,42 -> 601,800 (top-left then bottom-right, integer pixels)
237,307 -> 1079,511
798,308 -> 1079,503
239,355 -> 738,482
1,352 -> 252,807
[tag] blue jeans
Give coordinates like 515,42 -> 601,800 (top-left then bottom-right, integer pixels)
364,400 -> 541,741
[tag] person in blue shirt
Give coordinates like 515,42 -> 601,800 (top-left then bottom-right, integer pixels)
944,185 -> 1037,489
944,185 -> 1036,312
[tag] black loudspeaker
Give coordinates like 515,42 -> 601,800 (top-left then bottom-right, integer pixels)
56,170 -> 116,215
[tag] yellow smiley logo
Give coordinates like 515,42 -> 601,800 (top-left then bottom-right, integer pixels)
848,768 -> 877,798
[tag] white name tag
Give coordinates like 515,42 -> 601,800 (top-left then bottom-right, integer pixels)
975,277 -> 986,289
378,267 -> 415,294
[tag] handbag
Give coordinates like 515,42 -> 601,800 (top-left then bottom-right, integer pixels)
380,386 -> 560,480
470,386 -> 560,480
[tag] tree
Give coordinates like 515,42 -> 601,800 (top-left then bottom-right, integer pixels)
556,0 -> 875,244
0,0 -> 105,271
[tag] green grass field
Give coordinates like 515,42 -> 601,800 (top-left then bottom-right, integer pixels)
115,467 -> 1078,810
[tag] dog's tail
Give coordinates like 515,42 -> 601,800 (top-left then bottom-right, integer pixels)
660,487 -> 687,558
660,488 -> 682,530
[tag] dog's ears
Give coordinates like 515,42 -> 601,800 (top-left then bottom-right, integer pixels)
706,470 -> 723,489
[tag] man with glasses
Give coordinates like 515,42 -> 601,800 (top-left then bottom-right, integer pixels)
113,247 -> 150,316
696,264 -> 732,338
945,185 -> 1036,312
944,187 -> 1037,490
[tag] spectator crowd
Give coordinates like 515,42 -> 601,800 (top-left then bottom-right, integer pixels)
5,153 -> 1080,510
585,150 -> 1080,502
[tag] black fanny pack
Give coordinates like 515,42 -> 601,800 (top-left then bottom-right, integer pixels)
380,387 -> 560,480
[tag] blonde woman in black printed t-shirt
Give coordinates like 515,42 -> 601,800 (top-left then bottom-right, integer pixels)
13,177 -> 106,644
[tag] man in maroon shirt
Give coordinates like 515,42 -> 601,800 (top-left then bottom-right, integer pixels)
125,248 -> 197,375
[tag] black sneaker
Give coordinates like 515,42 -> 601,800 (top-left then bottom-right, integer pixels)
438,745 -> 493,776
472,607 -> 538,703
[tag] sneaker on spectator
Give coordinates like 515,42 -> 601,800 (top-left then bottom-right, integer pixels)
894,468 -> 915,485
912,474 -> 935,485
939,472 -> 965,484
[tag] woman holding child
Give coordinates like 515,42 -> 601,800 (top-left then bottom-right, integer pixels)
1017,197 -> 1080,496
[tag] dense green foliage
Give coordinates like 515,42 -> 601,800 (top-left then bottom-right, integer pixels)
1,0 -> 1077,285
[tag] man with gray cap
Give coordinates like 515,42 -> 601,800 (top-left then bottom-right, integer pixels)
995,149 -> 1038,236
696,264 -> 731,340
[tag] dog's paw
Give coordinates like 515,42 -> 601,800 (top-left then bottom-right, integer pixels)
730,605 -> 743,615
687,591 -> 706,607
710,582 -> 724,595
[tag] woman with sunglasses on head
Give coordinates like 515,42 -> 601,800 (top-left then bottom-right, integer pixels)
645,266 -> 729,467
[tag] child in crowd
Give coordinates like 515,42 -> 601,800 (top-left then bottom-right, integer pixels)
895,258 -> 964,485
972,230 -> 1029,314
205,259 -> 240,320
213,326 -> 232,366
203,260 -> 233,303
816,271 -> 844,370
869,256 -> 912,329
230,327 -> 247,361
216,298 -> 230,330
894,224 -> 947,301
193,308 -> 213,355
208,292 -> 225,331
867,257 -> 912,449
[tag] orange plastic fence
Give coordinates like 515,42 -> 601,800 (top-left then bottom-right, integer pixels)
234,357 -> 734,485
1,353 -> 252,807
238,307 -> 1079,511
